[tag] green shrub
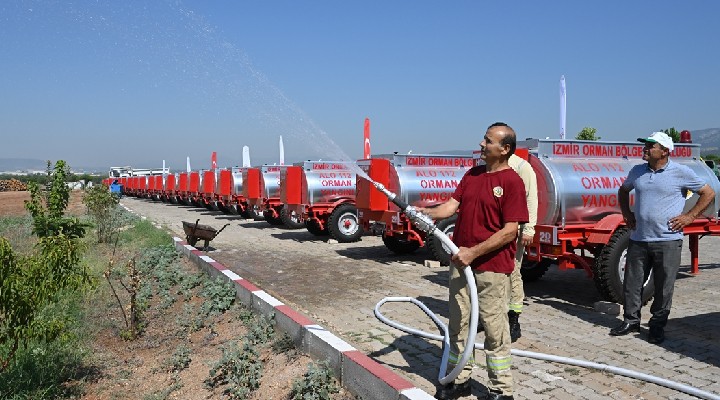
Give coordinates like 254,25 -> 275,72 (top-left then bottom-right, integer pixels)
0,234 -> 91,372
83,184 -> 121,243
205,340 -> 262,399
290,362 -> 340,400
200,277 -> 236,317
24,160 -> 87,239
162,344 -> 192,372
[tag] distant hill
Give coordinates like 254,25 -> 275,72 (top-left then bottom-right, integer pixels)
690,128 -> 720,155
0,158 -> 48,172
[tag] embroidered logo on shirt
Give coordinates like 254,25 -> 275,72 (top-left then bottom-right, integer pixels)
493,186 -> 503,197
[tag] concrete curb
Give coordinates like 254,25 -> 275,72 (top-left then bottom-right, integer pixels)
173,237 -> 436,400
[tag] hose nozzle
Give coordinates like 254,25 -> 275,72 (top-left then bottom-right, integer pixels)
372,181 -> 435,234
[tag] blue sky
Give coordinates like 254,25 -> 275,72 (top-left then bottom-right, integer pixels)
1,1 -> 718,171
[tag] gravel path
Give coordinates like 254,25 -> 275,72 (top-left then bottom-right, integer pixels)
122,197 -> 720,399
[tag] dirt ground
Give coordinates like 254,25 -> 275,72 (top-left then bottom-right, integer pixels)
79,253 -> 355,400
0,190 -> 86,217
117,196 -> 720,400
0,191 -> 354,400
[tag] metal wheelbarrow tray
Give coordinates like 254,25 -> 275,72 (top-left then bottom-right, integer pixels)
182,219 -> 230,250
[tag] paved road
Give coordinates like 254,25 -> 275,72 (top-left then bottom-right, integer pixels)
121,197 -> 720,399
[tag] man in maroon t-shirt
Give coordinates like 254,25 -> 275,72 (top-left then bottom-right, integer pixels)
418,123 -> 528,400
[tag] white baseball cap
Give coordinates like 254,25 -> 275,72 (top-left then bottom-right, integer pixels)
638,131 -> 674,151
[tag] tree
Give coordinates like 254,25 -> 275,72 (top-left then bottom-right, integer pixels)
24,160 -> 87,238
575,127 -> 601,141
662,128 -> 680,143
84,184 -> 121,243
1,160 -> 92,372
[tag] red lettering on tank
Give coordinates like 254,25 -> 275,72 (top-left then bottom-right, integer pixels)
320,189 -> 355,196
582,194 -> 618,207
406,157 -> 425,166
572,163 -> 600,172
580,176 -> 626,190
419,180 -> 459,189
321,179 -> 352,187
553,143 -> 580,156
416,170 -> 437,177
419,192 -> 453,202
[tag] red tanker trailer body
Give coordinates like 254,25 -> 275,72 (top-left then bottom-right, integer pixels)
149,174 -> 164,201
213,168 -> 232,212
187,171 -> 203,206
162,173 -> 177,203
242,165 -> 289,226
356,153 -> 473,260
216,167 -> 256,218
517,138 -> 720,303
134,175 -> 148,198
201,170 -> 218,210
176,172 -> 190,204
281,161 -> 362,241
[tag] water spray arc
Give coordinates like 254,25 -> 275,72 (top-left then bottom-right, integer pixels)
370,181 -> 720,400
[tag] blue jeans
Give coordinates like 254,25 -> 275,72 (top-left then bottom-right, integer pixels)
623,239 -> 682,328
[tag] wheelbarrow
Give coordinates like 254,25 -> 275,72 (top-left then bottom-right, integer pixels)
182,219 -> 230,251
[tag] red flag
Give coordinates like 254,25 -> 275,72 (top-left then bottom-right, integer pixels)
211,151 -> 217,170
363,118 -> 371,159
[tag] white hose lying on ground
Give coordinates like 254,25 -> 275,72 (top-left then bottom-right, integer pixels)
375,296 -> 720,400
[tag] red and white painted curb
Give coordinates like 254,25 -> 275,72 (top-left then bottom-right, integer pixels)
173,237 -> 435,400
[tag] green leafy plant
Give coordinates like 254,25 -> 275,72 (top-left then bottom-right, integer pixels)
246,314 -> 275,346
83,184 -> 121,243
205,340 -> 262,399
0,234 -> 90,371
290,362 -> 340,400
24,160 -> 87,239
162,344 -> 192,372
200,277 -> 236,317
271,332 -> 298,360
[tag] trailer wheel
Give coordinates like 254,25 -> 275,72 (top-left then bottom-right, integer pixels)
306,219 -> 329,236
241,206 -> 259,220
426,214 -> 457,265
217,203 -> 230,214
327,204 -> 363,242
263,209 -> 284,225
280,206 -> 305,229
382,233 -> 420,254
520,258 -> 552,282
593,227 -> 654,304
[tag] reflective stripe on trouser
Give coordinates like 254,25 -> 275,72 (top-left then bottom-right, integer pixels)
508,235 -> 525,313
448,265 -> 513,394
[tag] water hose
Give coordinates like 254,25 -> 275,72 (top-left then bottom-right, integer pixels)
371,182 -> 478,385
371,182 -> 720,400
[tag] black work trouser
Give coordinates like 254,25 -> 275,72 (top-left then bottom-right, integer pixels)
622,239 -> 682,328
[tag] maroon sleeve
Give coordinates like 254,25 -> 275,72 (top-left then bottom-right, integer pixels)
451,169 -> 468,203
502,173 -> 529,223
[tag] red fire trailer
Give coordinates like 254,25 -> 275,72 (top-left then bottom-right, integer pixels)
281,161 -> 362,241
